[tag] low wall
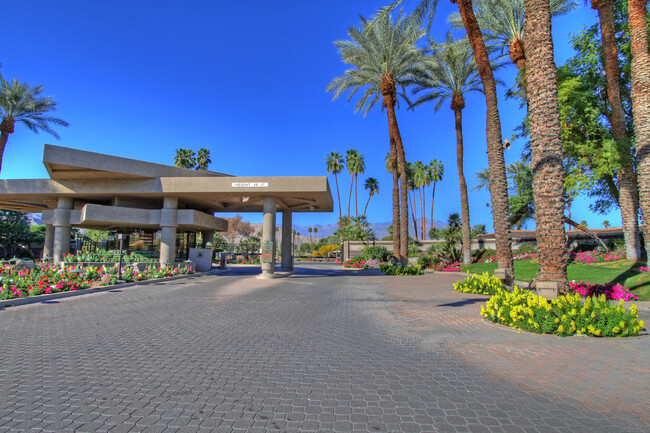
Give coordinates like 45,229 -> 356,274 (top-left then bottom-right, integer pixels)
341,229 -> 626,261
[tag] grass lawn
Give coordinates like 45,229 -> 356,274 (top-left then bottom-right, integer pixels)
460,259 -> 650,301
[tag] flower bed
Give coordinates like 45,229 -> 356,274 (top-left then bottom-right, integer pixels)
431,261 -> 462,272
0,262 -> 194,301
568,281 -> 638,301
569,250 -> 626,264
342,259 -> 385,269
452,274 -> 645,337
230,257 -> 260,265
63,250 -> 158,263
477,250 -> 626,264
481,286 -> 644,337
453,273 -> 505,296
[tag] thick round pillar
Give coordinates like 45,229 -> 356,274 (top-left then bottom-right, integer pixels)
160,197 -> 178,267
42,224 -> 54,259
281,210 -> 293,271
52,197 -> 74,263
261,197 -> 276,277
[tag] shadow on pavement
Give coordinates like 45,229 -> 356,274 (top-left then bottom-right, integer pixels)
437,298 -> 488,307
218,263 -> 365,278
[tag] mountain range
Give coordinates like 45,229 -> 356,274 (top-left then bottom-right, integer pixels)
28,212 -> 445,241
291,219 -> 446,240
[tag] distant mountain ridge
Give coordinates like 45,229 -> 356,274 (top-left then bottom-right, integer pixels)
27,212 -> 444,242
292,219 -> 445,240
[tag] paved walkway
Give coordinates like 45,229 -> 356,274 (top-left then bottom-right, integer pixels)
0,263 -> 648,433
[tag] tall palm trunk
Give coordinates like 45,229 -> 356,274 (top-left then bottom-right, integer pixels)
334,173 -> 342,227
389,138 -> 401,260
592,0 -> 641,260
410,188 -> 419,241
453,96 -> 472,265
347,175 -> 353,222
363,193 -> 372,217
421,186 -> 426,240
452,0 -> 514,284
629,0 -> 650,255
382,74 -> 409,263
525,0 -> 568,295
430,181 -> 436,235
355,174 -> 359,218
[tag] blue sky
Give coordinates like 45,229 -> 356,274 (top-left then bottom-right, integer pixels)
2,1 -> 613,231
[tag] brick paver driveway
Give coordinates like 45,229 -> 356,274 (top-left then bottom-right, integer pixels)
1,263 -> 648,433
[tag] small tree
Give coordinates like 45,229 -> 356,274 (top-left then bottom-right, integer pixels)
0,211 -> 34,258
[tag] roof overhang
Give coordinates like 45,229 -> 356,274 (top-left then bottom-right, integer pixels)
0,146 -> 334,215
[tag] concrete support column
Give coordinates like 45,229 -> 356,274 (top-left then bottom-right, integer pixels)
52,197 -> 74,264
201,230 -> 215,248
160,197 -> 178,267
43,223 -> 54,259
281,210 -> 293,271
261,197 -> 276,277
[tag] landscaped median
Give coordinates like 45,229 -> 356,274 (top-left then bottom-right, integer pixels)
460,249 -> 650,301
0,261 -> 199,307
454,273 -> 645,337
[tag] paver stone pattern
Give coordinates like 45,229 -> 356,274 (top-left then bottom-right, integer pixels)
0,264 -> 648,433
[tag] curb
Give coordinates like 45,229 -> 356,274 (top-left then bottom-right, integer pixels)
0,269 -> 224,310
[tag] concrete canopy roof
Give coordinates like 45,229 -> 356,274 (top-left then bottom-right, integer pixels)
0,145 -> 334,214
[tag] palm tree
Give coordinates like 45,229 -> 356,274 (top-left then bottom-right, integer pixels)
524,0 -> 568,295
413,161 -> 428,240
174,148 -> 196,169
385,150 -> 402,256
386,150 -> 401,253
326,152 -> 345,226
628,0 -> 650,255
429,159 -> 444,236
406,161 -> 420,241
473,167 -> 490,191
448,0 -> 575,76
410,35 -> 481,263
308,227 -> 313,244
603,220 -> 611,229
354,153 -> 366,218
345,149 -> 360,221
195,148 -> 211,171
377,0 -> 514,281
328,12 -> 428,263
363,177 -> 380,217
0,76 -> 69,173
586,0 -> 641,261
313,227 -> 319,241
452,0 -> 514,286
422,164 -> 433,240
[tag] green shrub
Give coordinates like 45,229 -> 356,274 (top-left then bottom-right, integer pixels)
605,238 -> 625,251
481,287 -> 645,337
360,245 -> 392,262
453,273 -> 506,296
379,263 -> 423,276
514,243 -> 537,255
417,254 -> 435,268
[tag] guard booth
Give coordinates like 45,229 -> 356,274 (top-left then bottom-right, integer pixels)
0,144 -> 334,277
